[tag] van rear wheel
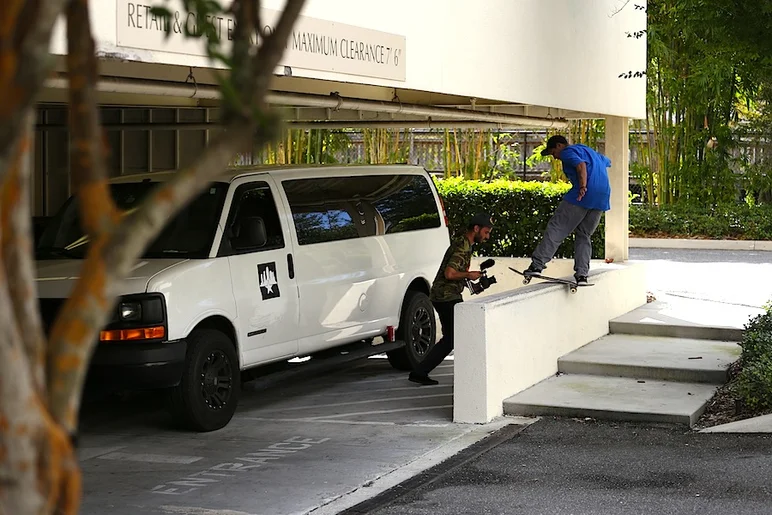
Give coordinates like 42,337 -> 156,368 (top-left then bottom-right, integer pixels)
387,291 -> 436,371
166,329 -> 240,432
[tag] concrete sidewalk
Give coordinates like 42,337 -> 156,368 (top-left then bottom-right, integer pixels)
631,237 -> 772,252
701,414 -> 772,433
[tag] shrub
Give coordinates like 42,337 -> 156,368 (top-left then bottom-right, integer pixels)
434,177 -> 605,258
736,306 -> 772,412
630,204 -> 772,240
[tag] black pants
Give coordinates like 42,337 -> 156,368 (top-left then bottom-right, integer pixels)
414,299 -> 462,376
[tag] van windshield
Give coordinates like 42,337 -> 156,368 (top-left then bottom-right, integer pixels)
36,181 -> 228,260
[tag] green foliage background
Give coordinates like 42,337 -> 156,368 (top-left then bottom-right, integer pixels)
630,204 -> 772,240
434,178 -> 605,258
736,305 -> 772,412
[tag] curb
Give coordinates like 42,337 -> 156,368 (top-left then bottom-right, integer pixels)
630,238 -> 772,252
334,422 -> 528,514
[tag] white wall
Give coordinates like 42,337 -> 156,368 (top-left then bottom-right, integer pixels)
453,260 -> 648,424
51,0 -> 647,118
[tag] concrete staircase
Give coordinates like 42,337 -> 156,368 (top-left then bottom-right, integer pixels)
503,296 -> 748,427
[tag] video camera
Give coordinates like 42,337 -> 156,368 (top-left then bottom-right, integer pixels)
466,258 -> 497,295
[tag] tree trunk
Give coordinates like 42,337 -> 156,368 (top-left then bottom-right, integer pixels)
0,1 -> 307,513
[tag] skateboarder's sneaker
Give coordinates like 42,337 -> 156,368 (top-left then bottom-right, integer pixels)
575,275 -> 589,285
409,372 -> 439,386
524,264 -> 542,277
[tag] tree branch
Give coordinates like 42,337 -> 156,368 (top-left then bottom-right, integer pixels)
47,124 -> 253,435
46,0 -> 118,431
1,108 -> 46,393
250,0 -> 307,106
228,0 -> 258,115
65,0 -> 117,237
0,0 -> 69,185
0,269 -> 47,514
610,0 -> 632,17
46,0 -> 307,435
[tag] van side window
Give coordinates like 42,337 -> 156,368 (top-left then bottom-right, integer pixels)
371,175 -> 441,234
289,203 -> 360,246
282,174 -> 441,246
219,182 -> 285,255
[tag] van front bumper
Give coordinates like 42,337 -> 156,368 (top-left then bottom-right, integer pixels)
87,340 -> 187,389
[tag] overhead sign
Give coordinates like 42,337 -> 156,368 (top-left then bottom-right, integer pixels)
116,1 -> 407,81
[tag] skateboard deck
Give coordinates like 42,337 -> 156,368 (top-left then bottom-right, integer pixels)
508,267 -> 594,294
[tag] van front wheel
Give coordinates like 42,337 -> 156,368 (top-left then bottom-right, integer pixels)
387,291 -> 436,371
166,329 -> 240,432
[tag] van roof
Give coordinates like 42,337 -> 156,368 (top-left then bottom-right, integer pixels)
107,163 -> 427,185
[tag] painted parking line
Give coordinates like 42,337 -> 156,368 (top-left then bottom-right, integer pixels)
79,446 -> 127,461
157,506 -> 259,515
311,372 -> 453,386
303,404 -> 454,420
240,417 -> 452,428
257,393 -> 453,413
289,384 -> 453,397
99,452 -> 205,465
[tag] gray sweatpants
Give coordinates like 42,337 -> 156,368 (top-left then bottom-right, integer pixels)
531,199 -> 603,277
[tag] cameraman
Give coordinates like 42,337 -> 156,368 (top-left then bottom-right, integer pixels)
409,213 -> 493,386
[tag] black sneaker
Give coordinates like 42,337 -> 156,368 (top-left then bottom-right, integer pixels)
574,275 -> 588,284
409,372 -> 439,386
524,264 -> 542,276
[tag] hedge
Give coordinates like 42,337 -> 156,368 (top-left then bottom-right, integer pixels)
434,177 -> 605,259
736,304 -> 772,412
630,204 -> 772,240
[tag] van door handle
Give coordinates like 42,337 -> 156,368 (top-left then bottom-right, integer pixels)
287,253 -> 295,279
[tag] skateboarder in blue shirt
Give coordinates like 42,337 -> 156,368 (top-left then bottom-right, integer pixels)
524,135 -> 612,284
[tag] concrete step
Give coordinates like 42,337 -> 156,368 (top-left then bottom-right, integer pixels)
609,296 -> 750,341
503,374 -> 717,427
558,334 -> 740,384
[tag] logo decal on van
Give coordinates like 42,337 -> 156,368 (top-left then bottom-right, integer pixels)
258,262 -> 280,300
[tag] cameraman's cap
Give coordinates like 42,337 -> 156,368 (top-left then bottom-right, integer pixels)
540,135 -> 569,156
469,213 -> 494,228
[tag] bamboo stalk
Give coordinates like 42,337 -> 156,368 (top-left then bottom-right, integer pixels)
315,129 -> 322,164
443,129 -> 451,177
452,130 -> 462,178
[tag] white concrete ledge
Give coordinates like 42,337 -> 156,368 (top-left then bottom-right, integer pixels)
453,260 -> 648,424
630,237 -> 772,252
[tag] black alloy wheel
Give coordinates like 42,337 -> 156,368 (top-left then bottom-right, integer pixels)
409,304 -> 434,359
167,328 -> 241,432
200,349 -> 234,411
387,290 -> 436,371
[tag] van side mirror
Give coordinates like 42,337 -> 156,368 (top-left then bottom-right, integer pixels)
230,216 -> 267,250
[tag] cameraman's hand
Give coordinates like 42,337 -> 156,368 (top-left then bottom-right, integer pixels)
467,271 -> 482,281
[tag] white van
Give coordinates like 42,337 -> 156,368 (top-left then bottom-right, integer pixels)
36,165 -> 451,431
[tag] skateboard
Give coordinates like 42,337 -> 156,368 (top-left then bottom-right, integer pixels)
508,267 -> 594,294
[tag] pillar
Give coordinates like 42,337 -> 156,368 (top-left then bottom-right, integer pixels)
604,116 -> 629,262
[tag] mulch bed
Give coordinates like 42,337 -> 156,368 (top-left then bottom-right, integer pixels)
693,360 -> 772,430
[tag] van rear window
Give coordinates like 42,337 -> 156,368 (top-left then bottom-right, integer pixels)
282,174 -> 441,245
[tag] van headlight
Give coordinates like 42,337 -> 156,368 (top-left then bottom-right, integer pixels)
119,301 -> 142,322
101,294 -> 167,342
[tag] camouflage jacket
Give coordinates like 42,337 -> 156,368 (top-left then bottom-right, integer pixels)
429,236 -> 473,302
